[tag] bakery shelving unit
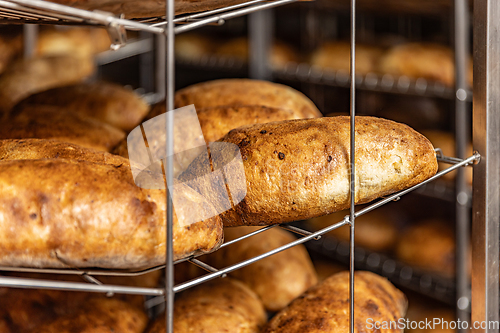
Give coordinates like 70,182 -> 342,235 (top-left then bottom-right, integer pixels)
0,1 -> 493,333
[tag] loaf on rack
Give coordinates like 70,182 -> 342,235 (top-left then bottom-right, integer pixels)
0,106 -> 125,152
309,41 -> 383,75
395,219 -> 463,277
176,226 -> 318,312
15,81 -> 150,131
179,116 -> 438,226
308,206 -> 399,252
379,42 -> 473,87
0,55 -> 95,114
215,37 -> 299,69
175,33 -> 214,61
36,27 -> 111,58
262,271 -> 407,333
0,139 -> 223,269
148,278 -> 267,333
174,79 -> 322,119
114,104 -> 303,177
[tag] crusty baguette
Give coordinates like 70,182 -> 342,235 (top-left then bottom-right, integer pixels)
379,43 -> 473,87
174,79 -> 322,119
114,104 -> 300,177
179,116 -> 438,226
15,82 -> 150,131
0,139 -> 223,269
263,271 -> 407,333
148,278 -> 267,333
0,106 -> 125,152
33,298 -> 147,333
0,55 -> 95,114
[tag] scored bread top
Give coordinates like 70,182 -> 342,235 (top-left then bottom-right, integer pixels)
179,116 -> 437,226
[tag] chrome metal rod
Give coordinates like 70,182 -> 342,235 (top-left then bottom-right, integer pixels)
219,225 -> 277,249
188,259 -> 222,274
174,0 -> 297,34
165,0 -> 175,329
279,224 -> 320,239
0,276 -> 165,296
349,0 -> 356,331
174,219 -> 348,293
22,24 -> 37,58
248,9 -> 273,79
454,0 -> 472,326
96,37 -> 154,66
472,1 -> 500,331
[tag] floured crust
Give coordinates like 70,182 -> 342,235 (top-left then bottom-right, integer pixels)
179,116 -> 438,226
262,271 -> 407,333
174,79 -> 322,119
0,139 -> 223,269
148,278 -> 267,333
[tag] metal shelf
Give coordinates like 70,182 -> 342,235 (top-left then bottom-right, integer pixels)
0,153 -> 478,304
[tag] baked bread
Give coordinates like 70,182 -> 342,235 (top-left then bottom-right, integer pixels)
175,33 -> 214,61
379,43 -> 473,87
262,271 -> 407,333
421,130 -> 473,184
0,106 -> 125,152
15,81 -> 150,131
0,55 -> 95,114
176,227 -> 318,312
310,41 -> 383,75
148,278 -> 267,333
0,139 -> 223,269
309,207 -> 399,252
174,79 -> 322,119
395,220 -> 458,277
0,34 -> 22,75
179,116 -> 438,226
36,27 -> 111,58
215,37 -> 299,69
114,104 -> 301,177
33,298 -> 147,333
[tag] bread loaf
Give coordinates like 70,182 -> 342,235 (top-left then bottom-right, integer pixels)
179,116 -> 438,226
15,82 -> 150,131
148,278 -> 267,333
263,271 -> 407,333
379,43 -> 473,87
0,55 -> 95,114
310,41 -> 383,74
0,106 -> 125,152
0,34 -> 22,75
36,27 -> 111,58
0,139 -> 223,269
174,79 -> 322,119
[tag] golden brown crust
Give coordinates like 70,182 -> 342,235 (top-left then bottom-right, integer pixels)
175,33 -> 214,61
309,207 -> 398,252
395,220 -> 457,277
148,278 -> 267,333
0,139 -> 223,269
174,79 -> 322,119
0,34 -> 22,76
263,271 -> 407,333
310,41 -> 383,74
0,106 -> 125,152
180,116 -> 438,226
379,43 -> 473,87
0,55 -> 95,114
34,297 -> 147,333
15,82 -> 150,131
193,227 -> 318,312
36,27 -> 111,58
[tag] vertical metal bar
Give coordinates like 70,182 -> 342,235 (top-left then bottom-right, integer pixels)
139,31 -> 154,94
348,0 -> 356,332
165,0 -> 175,330
248,9 -> 273,80
23,24 -> 38,58
155,34 -> 166,101
454,0 -> 471,329
471,1 -> 500,332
